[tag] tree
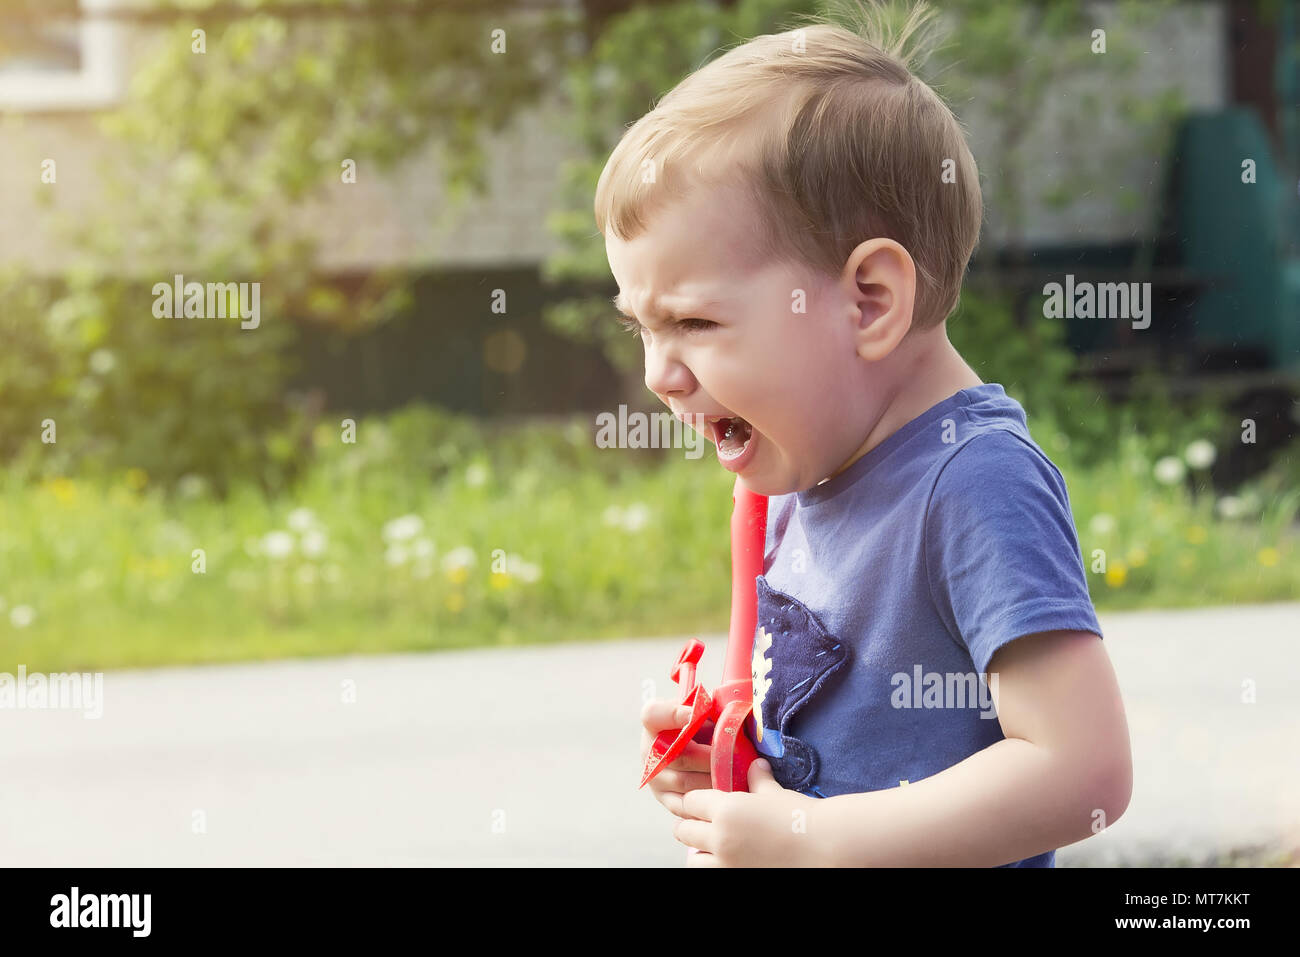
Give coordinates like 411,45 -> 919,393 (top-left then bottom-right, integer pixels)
3,0 -> 579,490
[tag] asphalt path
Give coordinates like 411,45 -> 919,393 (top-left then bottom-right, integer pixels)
2,602 -> 1297,866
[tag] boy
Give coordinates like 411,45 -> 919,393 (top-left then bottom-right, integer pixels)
602,6 -> 1132,866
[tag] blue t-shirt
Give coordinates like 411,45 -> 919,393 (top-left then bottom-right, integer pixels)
745,383 -> 1102,867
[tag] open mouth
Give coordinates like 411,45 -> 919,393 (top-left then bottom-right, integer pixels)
710,416 -> 754,459
674,410 -> 757,465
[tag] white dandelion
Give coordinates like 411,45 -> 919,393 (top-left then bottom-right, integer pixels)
177,474 -> 208,500
382,514 -> 424,543
88,349 -> 116,375
1153,456 -> 1186,486
288,507 -> 318,533
1184,440 -> 1216,470
621,503 -> 651,532
1215,496 -> 1244,519
261,531 -> 295,560
1089,513 -> 1117,536
300,529 -> 328,558
603,503 -> 652,533
503,553 -> 542,583
442,547 -> 477,574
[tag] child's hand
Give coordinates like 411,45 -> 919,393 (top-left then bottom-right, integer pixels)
640,699 -> 714,818
675,759 -> 829,867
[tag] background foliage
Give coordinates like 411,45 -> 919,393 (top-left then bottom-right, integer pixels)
0,1 -> 1295,672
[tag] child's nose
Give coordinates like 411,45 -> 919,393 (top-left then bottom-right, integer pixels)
644,342 -> 695,398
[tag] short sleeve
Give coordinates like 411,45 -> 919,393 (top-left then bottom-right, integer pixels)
923,430 -> 1103,677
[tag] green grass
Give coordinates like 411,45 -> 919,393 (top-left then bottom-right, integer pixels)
1,407 -> 1297,673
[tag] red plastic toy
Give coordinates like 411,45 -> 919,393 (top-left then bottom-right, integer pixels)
639,476 -> 768,793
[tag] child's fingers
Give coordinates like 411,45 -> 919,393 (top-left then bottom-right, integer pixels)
638,703 -> 715,817
639,698 -> 696,734
663,739 -> 713,773
652,767 -> 713,795
652,770 -> 714,817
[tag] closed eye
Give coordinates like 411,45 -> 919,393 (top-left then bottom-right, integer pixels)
678,318 -> 717,333
616,314 -> 716,335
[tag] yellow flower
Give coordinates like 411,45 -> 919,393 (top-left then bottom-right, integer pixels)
1257,547 -> 1280,567
47,477 -> 78,506
489,572 -> 512,590
125,468 -> 148,491
445,566 -> 469,586
1126,547 -> 1148,568
445,591 -> 465,613
1185,525 -> 1207,545
1105,561 -> 1128,588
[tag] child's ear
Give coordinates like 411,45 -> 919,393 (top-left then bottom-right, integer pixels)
843,238 -> 916,361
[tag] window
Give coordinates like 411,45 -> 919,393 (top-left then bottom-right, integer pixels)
0,0 -> 124,111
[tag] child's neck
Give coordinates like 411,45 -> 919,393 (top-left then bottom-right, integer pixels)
819,325 -> 983,485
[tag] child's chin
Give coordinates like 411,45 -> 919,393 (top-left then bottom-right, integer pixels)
737,470 -> 799,498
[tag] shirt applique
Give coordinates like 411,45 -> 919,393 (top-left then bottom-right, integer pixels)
748,574 -> 851,793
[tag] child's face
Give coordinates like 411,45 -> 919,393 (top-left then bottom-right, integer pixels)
605,181 -> 887,496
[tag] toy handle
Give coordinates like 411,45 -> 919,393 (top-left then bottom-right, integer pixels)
710,478 -> 767,793
724,479 -> 767,685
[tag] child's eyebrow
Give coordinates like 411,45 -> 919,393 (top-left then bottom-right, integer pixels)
611,292 -> 723,321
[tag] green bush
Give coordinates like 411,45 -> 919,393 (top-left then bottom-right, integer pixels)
949,290 -> 1230,468
0,269 -> 297,494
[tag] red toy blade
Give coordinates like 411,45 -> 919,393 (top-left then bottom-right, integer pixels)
638,681 -> 712,789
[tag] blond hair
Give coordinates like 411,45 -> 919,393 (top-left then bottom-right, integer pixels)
593,1 -> 982,331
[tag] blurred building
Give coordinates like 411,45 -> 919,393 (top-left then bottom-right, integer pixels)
0,0 -> 1295,421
